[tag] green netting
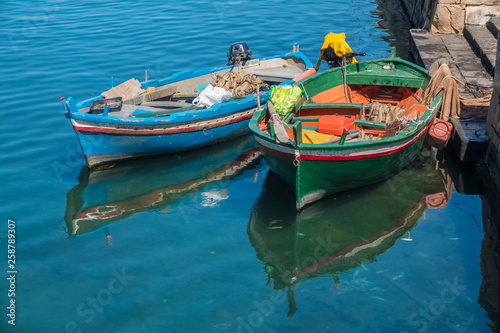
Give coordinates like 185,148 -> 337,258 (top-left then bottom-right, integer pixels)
270,85 -> 303,118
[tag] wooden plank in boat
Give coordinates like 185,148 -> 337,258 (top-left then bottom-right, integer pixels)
130,105 -> 203,118
140,101 -> 192,108
354,119 -> 387,128
103,79 -> 144,101
267,101 -> 290,143
171,92 -> 199,100
124,85 -> 178,105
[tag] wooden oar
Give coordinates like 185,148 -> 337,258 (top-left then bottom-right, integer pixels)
267,101 -> 290,143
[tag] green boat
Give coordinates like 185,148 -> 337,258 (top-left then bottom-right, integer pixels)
249,52 -> 442,210
248,151 -> 447,316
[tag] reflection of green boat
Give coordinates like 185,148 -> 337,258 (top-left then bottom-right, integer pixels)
63,135 -> 262,236
248,151 -> 446,316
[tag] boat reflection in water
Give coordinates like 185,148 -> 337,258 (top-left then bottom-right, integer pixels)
63,135 -> 262,237
247,149 -> 449,317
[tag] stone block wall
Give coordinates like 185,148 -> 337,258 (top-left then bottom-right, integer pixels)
486,34 -> 500,190
400,0 -> 500,33
466,0 -> 500,25
432,1 -> 466,33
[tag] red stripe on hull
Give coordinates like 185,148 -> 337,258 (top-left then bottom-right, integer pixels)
72,112 -> 253,135
259,123 -> 430,162
300,125 -> 429,161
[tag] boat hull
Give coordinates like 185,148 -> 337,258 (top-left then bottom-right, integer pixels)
256,124 -> 430,210
73,109 -> 254,167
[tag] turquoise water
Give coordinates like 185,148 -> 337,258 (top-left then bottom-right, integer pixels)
0,0 -> 498,332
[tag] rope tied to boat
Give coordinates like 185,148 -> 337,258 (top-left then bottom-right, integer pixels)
369,102 -> 406,123
300,83 -> 310,102
422,60 -> 491,120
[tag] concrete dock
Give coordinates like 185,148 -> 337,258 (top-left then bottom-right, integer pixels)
405,0 -> 500,183
410,21 -> 497,98
403,3 -> 499,325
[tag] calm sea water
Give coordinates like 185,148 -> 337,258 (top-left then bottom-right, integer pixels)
0,0 -> 498,332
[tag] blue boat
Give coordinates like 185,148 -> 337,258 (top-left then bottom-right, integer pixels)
61,44 -> 314,168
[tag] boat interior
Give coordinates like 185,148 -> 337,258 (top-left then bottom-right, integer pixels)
260,84 -> 430,145
309,84 -> 423,108
77,56 -> 307,119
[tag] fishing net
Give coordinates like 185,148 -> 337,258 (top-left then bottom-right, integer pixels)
383,118 -> 410,138
369,102 -> 406,123
422,61 -> 491,120
212,72 -> 268,97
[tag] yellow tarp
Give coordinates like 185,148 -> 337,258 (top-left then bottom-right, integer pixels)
301,130 -> 338,144
316,32 -> 356,70
285,128 -> 339,144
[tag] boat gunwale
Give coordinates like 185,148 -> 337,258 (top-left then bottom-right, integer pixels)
295,56 -> 430,87
248,95 -> 441,155
69,94 -> 264,126
254,123 -> 430,164
71,109 -> 255,136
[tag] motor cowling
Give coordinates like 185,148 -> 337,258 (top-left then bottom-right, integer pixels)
227,42 -> 252,66
323,45 -> 341,68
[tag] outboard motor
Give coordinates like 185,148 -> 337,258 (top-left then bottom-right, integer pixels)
323,45 -> 342,68
323,46 -> 366,69
227,42 -> 252,66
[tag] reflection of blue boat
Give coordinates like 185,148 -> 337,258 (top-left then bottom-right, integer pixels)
63,135 -> 262,236
61,47 -> 314,168
248,151 -> 447,316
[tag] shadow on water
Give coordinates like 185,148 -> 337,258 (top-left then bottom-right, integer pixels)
248,149 -> 449,317
63,135 -> 262,237
435,145 -> 484,196
436,146 -> 500,330
478,175 -> 500,331
370,0 -> 412,60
